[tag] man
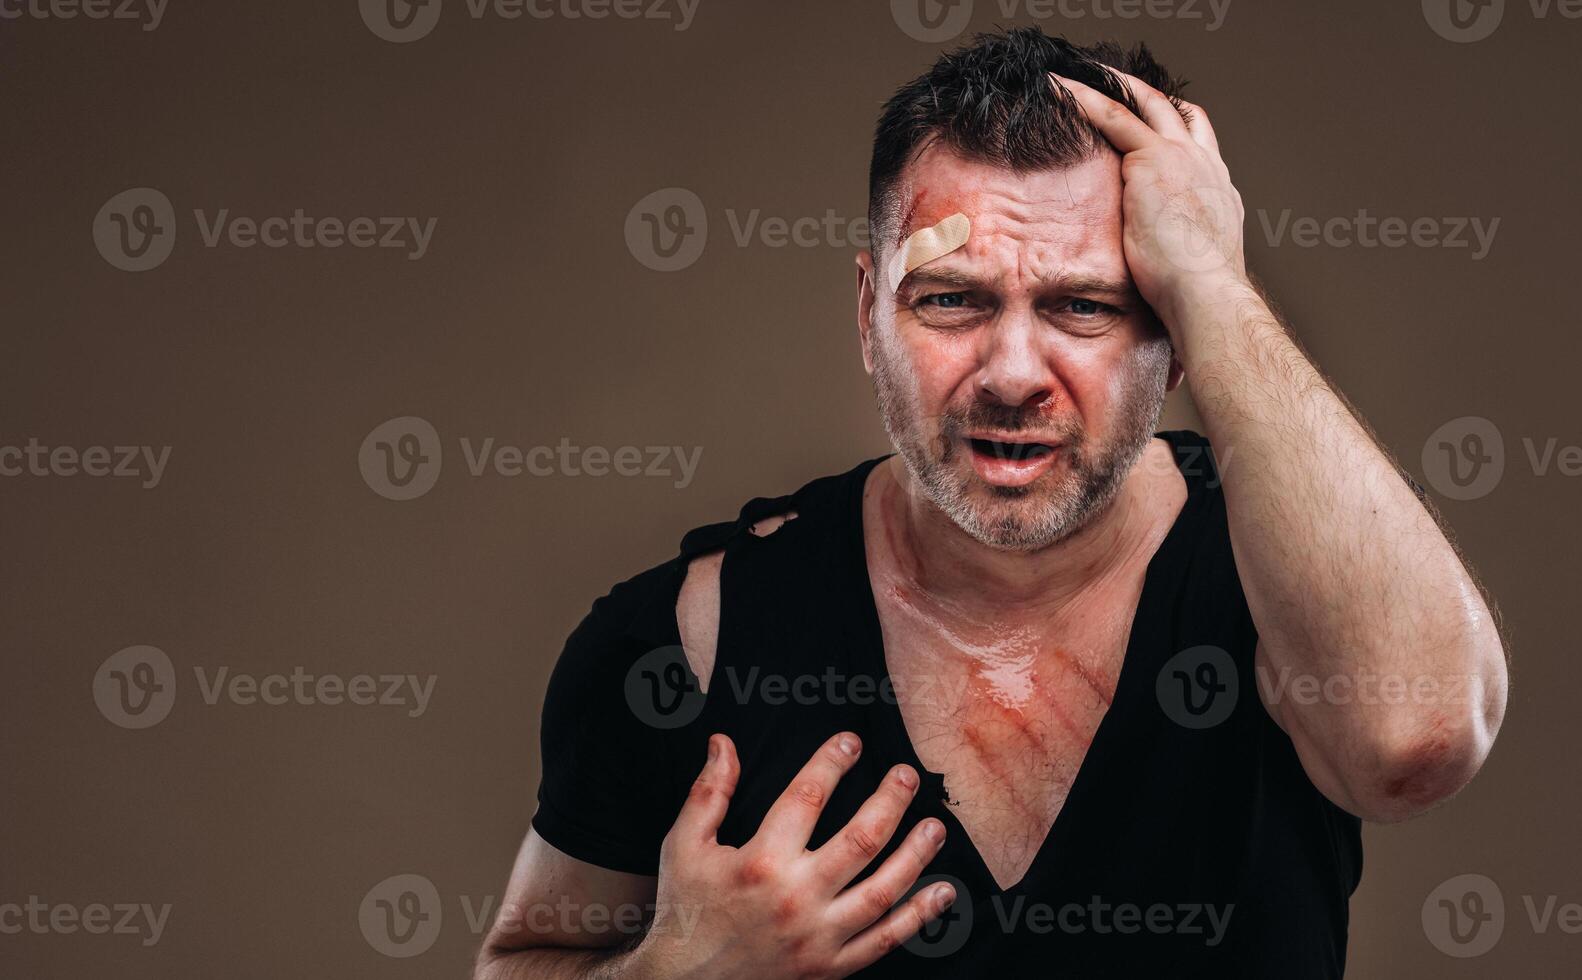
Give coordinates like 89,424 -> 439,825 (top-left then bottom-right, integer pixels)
476,28 -> 1507,978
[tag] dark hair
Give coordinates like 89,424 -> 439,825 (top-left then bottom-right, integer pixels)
868,27 -> 1187,257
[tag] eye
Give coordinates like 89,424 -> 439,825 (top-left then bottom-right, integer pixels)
923,292 -> 970,309
1068,298 -> 1111,316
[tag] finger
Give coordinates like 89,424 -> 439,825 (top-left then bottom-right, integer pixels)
1099,67 -> 1191,142
813,764 -> 922,891
826,816 -> 947,934
669,733 -> 740,848
831,879 -> 957,976
1050,72 -> 1161,155
1177,100 -> 1221,154
755,732 -> 863,852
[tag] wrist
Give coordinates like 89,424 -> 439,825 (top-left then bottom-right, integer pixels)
1165,273 -> 1267,373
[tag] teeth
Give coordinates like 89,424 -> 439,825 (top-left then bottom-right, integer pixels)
971,438 -> 1051,461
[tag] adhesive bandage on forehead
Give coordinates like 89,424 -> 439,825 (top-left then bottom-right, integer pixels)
886,212 -> 971,290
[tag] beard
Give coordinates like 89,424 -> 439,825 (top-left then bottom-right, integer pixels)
871,327 -> 1173,552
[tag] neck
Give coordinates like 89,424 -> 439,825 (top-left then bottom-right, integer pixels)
872,442 -> 1174,621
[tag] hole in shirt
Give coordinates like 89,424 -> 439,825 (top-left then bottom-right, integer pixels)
748,510 -> 799,537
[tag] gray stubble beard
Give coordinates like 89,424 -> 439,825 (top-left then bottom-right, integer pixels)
870,322 -> 1173,552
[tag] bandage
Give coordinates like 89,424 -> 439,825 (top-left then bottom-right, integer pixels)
886,212 -> 970,289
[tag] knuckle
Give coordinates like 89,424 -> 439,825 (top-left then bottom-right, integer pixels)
873,923 -> 903,957
687,779 -> 719,807
863,883 -> 897,919
846,824 -> 884,860
772,893 -> 801,926
735,853 -> 779,888
789,779 -> 826,810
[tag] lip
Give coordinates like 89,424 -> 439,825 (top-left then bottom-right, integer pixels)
961,433 -> 1063,488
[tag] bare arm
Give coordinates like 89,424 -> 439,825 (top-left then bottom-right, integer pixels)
1054,69 -> 1508,823
473,829 -> 658,980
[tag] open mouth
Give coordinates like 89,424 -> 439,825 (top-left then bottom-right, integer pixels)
968,437 -> 1057,462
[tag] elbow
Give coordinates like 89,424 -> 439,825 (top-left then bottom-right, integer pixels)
1352,667 -> 1507,823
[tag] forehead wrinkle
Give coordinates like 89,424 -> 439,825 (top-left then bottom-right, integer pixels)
913,228 -> 1132,294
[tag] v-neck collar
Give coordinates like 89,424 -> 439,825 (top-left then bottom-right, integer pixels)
840,435 -> 1207,896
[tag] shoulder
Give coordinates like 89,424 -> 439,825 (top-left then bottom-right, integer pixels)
555,456 -> 885,691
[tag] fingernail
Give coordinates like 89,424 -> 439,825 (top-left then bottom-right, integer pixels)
935,884 -> 956,909
839,734 -> 860,756
895,766 -> 918,789
708,736 -> 719,762
924,819 -> 944,843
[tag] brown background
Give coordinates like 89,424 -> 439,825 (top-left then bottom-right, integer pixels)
4,0 -> 1579,976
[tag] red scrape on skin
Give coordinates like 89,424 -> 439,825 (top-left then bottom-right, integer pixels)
897,186 -> 984,247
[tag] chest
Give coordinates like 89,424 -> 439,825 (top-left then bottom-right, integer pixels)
871,581 -> 1143,889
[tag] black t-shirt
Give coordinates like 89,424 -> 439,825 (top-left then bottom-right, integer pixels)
533,432 -> 1362,977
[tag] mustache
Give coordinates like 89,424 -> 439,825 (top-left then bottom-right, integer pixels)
938,401 -> 1084,442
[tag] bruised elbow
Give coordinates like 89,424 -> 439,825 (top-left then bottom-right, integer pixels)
1353,694 -> 1503,823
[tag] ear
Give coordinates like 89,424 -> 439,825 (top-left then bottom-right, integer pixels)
1166,352 -> 1185,392
856,249 -> 878,376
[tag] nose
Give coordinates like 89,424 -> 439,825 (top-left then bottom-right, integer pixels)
976,310 -> 1056,411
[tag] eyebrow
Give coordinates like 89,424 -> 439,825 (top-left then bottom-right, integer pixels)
899,267 -> 1136,298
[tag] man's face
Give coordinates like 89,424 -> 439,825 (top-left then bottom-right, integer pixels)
858,142 -> 1177,551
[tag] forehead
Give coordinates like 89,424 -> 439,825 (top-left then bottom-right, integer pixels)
893,142 -> 1125,272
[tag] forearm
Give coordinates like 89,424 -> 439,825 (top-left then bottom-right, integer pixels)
1173,277 -> 1507,819
476,941 -> 656,980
